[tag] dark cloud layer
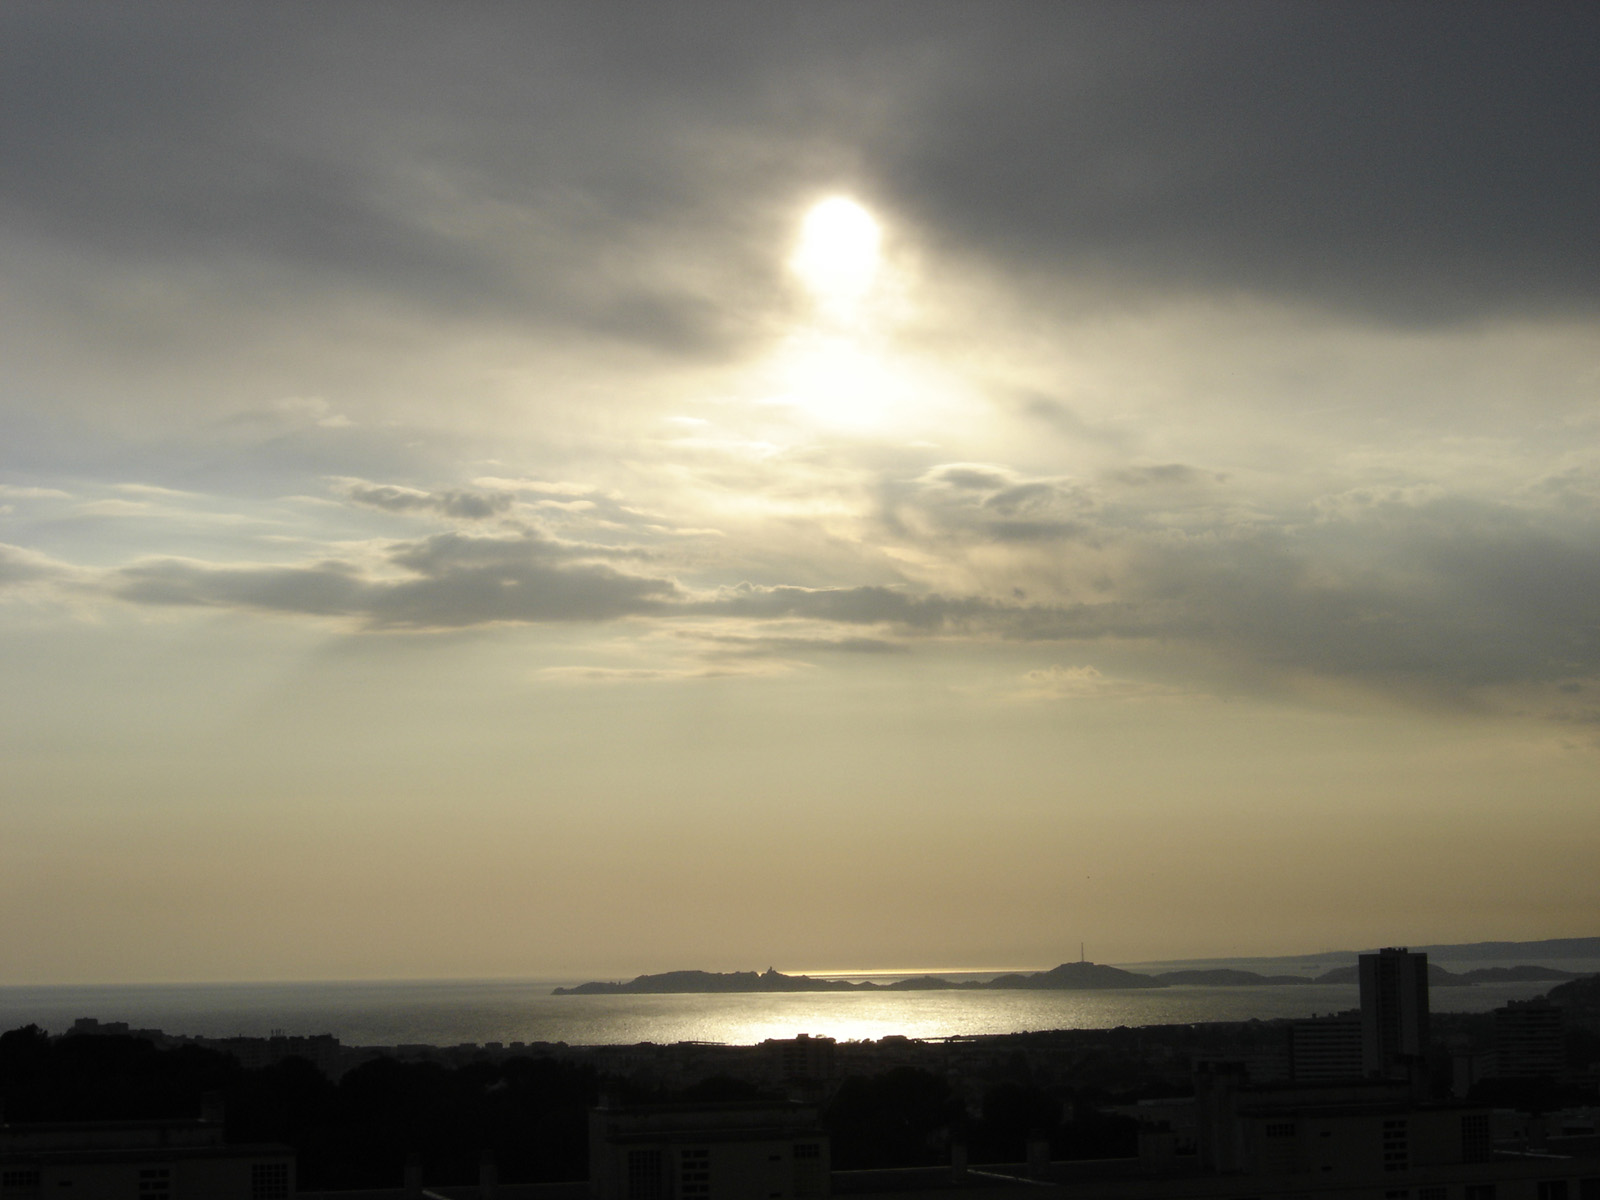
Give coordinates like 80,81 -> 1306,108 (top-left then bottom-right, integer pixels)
4,2 -> 1596,347
874,3 -> 1600,322
44,476 -> 1591,722
113,532 -> 678,629
7,4 -> 1600,720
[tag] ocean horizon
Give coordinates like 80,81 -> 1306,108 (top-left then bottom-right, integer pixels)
0,965 -> 1582,1049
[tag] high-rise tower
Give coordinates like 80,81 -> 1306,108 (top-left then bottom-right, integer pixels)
1359,947 -> 1430,1079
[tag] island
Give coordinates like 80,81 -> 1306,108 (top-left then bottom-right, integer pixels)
553,963 -> 1164,995
553,961 -> 1582,996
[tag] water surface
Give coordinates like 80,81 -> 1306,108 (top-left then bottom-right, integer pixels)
0,978 -> 1561,1047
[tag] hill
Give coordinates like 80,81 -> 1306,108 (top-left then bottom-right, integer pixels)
1154,969 -> 1312,986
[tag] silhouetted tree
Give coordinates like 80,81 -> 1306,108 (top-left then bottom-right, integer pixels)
971,1082 -> 1060,1163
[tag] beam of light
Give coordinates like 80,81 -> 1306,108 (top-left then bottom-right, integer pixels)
773,332 -> 894,429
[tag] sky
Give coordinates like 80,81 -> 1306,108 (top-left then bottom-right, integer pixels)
3,3 -> 1599,985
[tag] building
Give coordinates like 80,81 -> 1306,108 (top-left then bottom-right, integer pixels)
1195,1066 -> 1490,1176
1360,947 -> 1430,1080
1289,1011 -> 1365,1082
589,1100 -> 828,1200
0,1103 -> 294,1200
1076,1063 -> 1600,1200
763,1035 -> 836,1086
1495,997 -> 1567,1079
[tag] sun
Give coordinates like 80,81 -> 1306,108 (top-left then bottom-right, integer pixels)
761,192 -> 949,433
789,196 -> 882,318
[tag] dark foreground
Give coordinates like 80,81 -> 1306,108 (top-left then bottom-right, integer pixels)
4,975 -> 1600,1193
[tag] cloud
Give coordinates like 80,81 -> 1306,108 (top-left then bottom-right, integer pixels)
1017,395 -> 1132,449
0,543 -> 80,589
339,480 -> 515,521
1015,664 -> 1185,703
1100,502 -> 1600,698
540,660 -> 792,683
868,468 -> 1600,707
1110,464 -> 1226,489
74,499 -> 158,518
679,630 -> 910,660
471,478 -> 600,498
115,482 -> 203,498
886,464 -> 1099,545
115,558 -> 370,617
871,5 -> 1600,323
696,582 -> 993,630
1518,465 -> 1600,513
8,2 -> 1593,381
1311,484 -> 1447,523
278,397 -> 353,429
54,462 -> 1600,723
111,531 -> 678,629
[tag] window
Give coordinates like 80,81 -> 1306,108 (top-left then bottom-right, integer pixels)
1579,1180 -> 1600,1200
138,1167 -> 171,1200
1,1170 -> 40,1197
1383,1118 -> 1409,1173
1538,1183 -> 1569,1200
793,1142 -> 825,1198
1266,1123 -> 1296,1139
1465,1186 -> 1497,1200
1418,1188 -> 1447,1200
679,1147 -> 710,1200
627,1150 -> 664,1200
251,1163 -> 290,1200
1462,1113 -> 1492,1164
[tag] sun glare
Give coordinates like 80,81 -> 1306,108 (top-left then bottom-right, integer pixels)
761,192 -> 949,433
790,196 -> 882,316
775,333 -> 894,428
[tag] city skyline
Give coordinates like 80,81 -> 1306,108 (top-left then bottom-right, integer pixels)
3,4 -> 1599,984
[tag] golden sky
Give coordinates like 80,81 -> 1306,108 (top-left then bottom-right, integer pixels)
3,4 -> 1599,983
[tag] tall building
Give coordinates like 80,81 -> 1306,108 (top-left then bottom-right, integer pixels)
1289,1011 -> 1364,1082
1493,997 -> 1565,1079
1359,948 -> 1430,1080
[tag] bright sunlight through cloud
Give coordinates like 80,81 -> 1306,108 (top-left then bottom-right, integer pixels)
766,195 -> 929,433
790,196 -> 882,319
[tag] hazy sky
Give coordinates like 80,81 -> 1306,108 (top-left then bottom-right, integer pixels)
4,3 -> 1599,984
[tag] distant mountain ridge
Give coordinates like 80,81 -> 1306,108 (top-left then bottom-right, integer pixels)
1153,969 -> 1313,986
1150,936 -> 1600,973
552,956 -> 1588,996
1547,974 -> 1600,1018
1306,963 -> 1580,988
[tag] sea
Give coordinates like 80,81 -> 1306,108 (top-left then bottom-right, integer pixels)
2,957 -> 1592,1049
